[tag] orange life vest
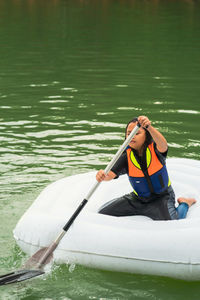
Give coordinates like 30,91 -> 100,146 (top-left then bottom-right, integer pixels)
126,143 -> 170,198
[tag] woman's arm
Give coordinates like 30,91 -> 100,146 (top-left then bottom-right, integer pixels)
138,116 -> 168,153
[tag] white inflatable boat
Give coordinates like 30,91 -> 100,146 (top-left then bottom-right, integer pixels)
14,158 -> 200,281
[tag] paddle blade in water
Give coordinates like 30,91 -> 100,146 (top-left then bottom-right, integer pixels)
24,242 -> 57,269
0,269 -> 44,286
24,247 -> 54,269
0,242 -> 57,286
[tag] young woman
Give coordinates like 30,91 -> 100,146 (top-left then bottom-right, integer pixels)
96,116 -> 196,220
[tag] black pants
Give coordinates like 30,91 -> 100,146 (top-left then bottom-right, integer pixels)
98,188 -> 178,221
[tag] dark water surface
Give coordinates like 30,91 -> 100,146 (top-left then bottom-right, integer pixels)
0,0 -> 200,299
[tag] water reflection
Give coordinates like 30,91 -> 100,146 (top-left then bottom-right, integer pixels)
0,114 -> 126,199
1,108 -> 199,202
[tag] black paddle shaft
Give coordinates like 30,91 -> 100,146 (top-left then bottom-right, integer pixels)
63,199 -> 88,231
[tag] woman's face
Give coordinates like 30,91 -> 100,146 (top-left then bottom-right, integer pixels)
126,122 -> 146,151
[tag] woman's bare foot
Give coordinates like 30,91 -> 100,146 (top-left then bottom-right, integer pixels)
177,197 -> 197,207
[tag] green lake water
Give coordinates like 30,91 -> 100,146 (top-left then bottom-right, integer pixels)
0,0 -> 200,299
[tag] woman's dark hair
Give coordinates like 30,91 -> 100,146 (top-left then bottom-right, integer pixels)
125,117 -> 153,147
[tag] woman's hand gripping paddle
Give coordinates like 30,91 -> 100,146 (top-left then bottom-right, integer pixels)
0,123 -> 141,285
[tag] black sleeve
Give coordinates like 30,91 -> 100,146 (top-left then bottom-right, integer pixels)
111,152 -> 128,177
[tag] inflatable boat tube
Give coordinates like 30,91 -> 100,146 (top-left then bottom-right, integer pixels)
14,158 -> 200,281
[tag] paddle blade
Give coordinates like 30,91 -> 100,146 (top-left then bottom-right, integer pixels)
0,269 -> 44,286
0,242 -> 57,286
24,242 -> 57,269
24,247 -> 53,269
